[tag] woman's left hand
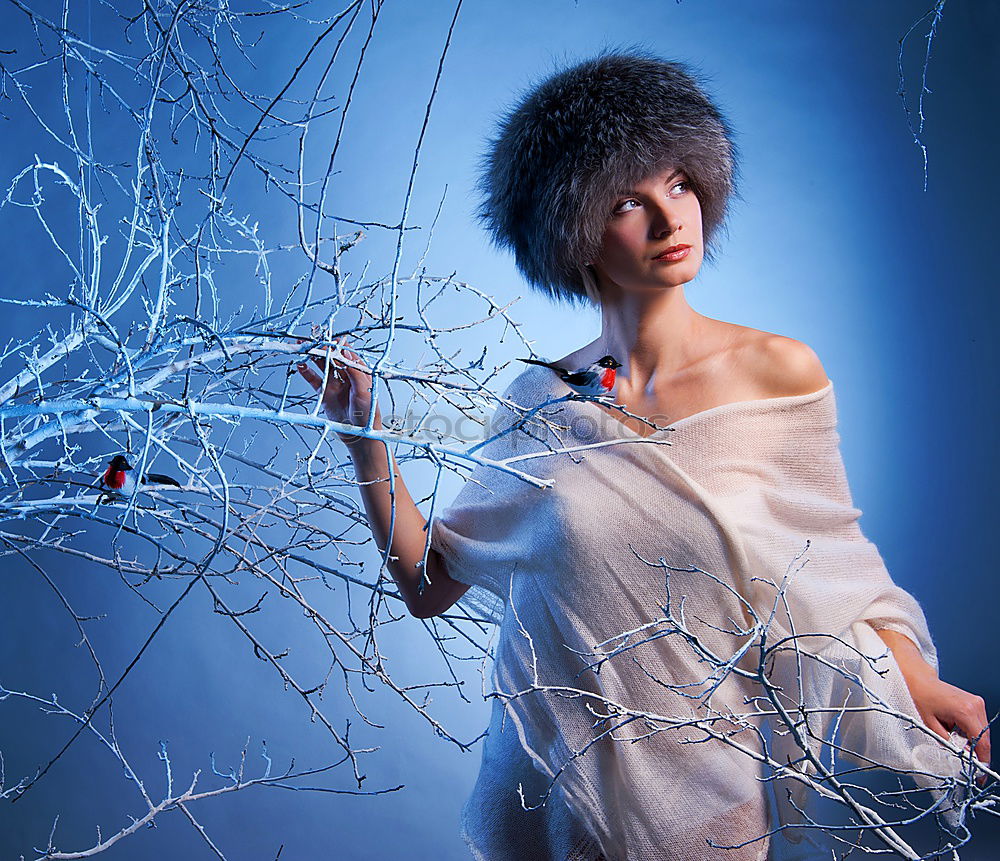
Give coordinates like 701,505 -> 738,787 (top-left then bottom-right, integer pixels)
885,635 -> 992,787
900,662 -> 990,786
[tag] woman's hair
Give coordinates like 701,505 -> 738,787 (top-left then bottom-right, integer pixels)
475,44 -> 742,308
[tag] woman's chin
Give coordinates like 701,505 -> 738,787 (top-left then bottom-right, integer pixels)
597,268 -> 700,297
648,271 -> 698,290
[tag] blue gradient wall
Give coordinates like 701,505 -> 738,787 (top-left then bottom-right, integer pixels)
1,1 -> 996,858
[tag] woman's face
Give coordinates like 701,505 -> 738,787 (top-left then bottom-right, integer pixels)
591,163 -> 704,296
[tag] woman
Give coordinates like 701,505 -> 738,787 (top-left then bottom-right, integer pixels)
298,49 -> 989,860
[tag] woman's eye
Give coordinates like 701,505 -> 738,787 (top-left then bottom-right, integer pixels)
614,181 -> 689,213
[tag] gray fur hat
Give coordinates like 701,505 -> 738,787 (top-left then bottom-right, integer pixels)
475,46 -> 741,307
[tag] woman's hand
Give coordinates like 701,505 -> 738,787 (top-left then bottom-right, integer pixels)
296,335 -> 382,446
904,667 -> 991,785
880,630 -> 992,787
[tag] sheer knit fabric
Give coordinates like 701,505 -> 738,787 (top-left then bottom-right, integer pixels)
432,366 -> 967,860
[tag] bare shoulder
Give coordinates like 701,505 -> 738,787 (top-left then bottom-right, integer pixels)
748,330 -> 829,397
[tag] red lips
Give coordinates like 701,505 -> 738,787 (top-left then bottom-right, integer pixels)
653,244 -> 691,259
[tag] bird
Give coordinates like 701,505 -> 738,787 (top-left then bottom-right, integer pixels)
100,455 -> 182,498
517,354 -> 623,398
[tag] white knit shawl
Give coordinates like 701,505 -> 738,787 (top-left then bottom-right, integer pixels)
431,366 -> 967,860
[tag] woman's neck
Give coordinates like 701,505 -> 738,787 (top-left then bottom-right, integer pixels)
594,286 -> 711,390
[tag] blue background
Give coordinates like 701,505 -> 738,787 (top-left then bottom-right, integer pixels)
1,0 -> 997,857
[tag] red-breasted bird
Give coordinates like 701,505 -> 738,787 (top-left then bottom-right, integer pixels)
517,354 -> 623,398
100,455 -> 182,498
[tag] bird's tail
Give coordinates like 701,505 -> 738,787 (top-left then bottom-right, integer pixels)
517,357 -> 564,373
143,473 -> 182,488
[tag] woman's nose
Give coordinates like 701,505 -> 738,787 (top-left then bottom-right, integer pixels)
649,199 -> 683,237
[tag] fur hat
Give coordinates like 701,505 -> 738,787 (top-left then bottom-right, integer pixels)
474,46 -> 741,307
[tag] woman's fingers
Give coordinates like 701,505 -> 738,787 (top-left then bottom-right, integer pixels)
298,358 -> 345,391
295,333 -> 368,387
296,361 -> 323,390
947,701 -> 991,786
957,697 -> 991,763
307,346 -> 347,384
305,351 -> 334,380
342,345 -> 371,374
327,346 -> 369,382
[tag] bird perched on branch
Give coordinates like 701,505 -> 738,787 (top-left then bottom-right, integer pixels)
100,455 -> 182,499
517,354 -> 623,398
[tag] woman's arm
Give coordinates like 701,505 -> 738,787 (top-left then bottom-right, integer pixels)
874,628 -> 991,784
296,337 -> 470,619
759,338 -> 991,783
345,436 -> 471,618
